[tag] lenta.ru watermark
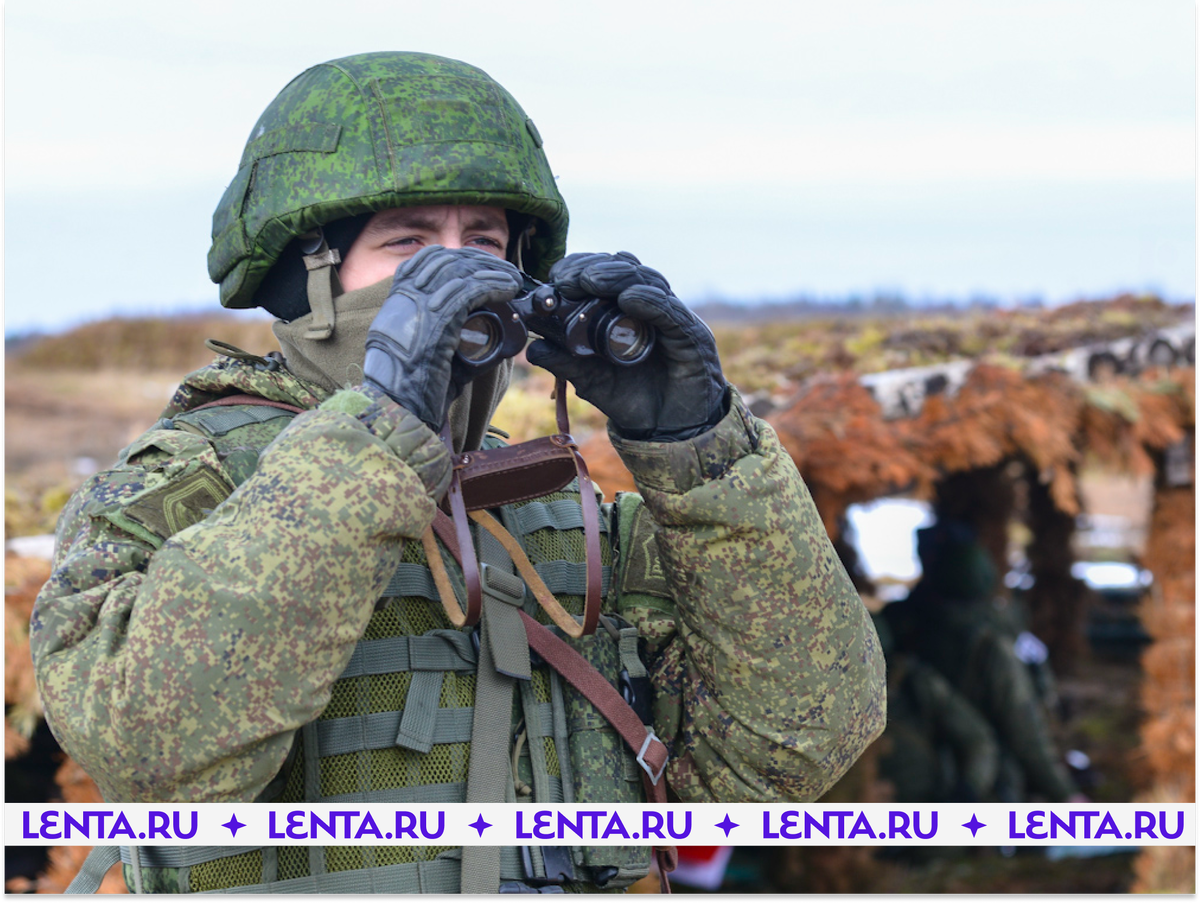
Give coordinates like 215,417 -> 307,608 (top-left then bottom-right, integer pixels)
9,803 -> 1195,847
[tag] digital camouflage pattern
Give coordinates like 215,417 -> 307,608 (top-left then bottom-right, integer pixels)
32,358 -> 885,888
209,52 -> 569,309
610,402 -> 886,801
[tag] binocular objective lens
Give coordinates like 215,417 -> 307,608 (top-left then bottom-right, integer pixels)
459,314 -> 501,363
605,316 -> 651,363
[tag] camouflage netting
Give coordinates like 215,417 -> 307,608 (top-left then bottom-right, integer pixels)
585,296 -> 1194,527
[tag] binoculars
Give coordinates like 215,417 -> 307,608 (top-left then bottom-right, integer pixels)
456,275 -> 655,377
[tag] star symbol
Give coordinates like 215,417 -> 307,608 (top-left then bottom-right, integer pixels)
222,814 -> 246,837
715,814 -> 739,837
962,814 -> 986,837
469,815 -> 492,837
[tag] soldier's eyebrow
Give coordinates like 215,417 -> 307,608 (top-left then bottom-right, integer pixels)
460,212 -> 509,233
365,208 -> 508,234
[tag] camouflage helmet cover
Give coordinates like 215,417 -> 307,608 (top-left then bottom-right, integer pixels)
208,52 -> 569,308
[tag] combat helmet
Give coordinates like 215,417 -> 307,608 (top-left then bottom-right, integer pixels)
208,51 -> 568,314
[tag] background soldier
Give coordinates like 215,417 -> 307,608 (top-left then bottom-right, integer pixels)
883,520 -> 1082,803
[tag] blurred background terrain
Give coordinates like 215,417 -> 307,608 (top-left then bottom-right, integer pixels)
5,294 -> 1193,893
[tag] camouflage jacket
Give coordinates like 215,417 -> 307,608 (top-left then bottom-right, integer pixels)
32,355 -> 885,809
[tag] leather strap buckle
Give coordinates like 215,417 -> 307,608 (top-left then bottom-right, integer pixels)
637,730 -> 668,785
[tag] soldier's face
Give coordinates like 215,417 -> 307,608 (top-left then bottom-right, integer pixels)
339,205 -> 510,291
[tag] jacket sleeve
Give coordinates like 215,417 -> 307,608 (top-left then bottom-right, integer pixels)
30,386 -> 450,803
609,390 -> 886,803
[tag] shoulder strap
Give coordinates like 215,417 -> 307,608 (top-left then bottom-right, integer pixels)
189,393 -> 306,415
65,845 -> 122,894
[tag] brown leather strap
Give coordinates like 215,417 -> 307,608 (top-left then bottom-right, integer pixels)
441,425 -> 483,628
469,510 -> 581,638
189,393 -> 306,414
431,509 -> 460,558
554,378 -> 571,436
564,442 -> 602,637
446,468 -> 482,628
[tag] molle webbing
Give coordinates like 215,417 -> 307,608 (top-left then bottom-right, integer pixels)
382,561 -> 611,602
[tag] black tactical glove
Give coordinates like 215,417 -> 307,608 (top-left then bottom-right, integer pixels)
526,252 -> 727,441
363,246 -> 522,430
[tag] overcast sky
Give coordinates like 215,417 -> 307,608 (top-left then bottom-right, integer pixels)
4,0 -> 1195,334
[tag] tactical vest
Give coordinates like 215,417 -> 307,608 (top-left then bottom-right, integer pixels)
85,399 -> 667,894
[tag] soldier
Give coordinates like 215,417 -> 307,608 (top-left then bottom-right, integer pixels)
883,520 -> 1081,803
872,616 -> 1000,804
31,52 -> 885,894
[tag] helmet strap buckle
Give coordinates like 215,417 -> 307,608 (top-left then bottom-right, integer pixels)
299,227 -> 344,340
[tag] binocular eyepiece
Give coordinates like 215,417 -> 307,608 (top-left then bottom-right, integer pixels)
456,275 -> 655,377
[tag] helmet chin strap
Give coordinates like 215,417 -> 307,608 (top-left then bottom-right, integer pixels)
508,220 -> 535,273
299,227 -> 344,340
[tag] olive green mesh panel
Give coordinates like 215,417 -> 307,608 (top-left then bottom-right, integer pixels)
396,742 -> 471,787
441,670 -> 476,707
370,670 -> 413,713
277,845 -> 310,882
543,736 -> 560,776
323,844 -> 455,873
531,668 -> 552,704
364,595 -> 451,640
278,742 -> 306,802
319,749 -> 369,798
376,845 -> 455,866
318,743 -> 471,797
320,673 -> 367,719
188,850 -> 264,892
326,847 -> 366,873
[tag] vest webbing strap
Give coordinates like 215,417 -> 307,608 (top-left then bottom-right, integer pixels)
383,559 -> 611,602
201,856 -> 461,894
396,670 -> 446,753
174,404 -> 296,438
314,701 -> 553,757
65,844 -> 121,894
461,525 -> 528,893
511,497 -> 609,537
517,679 -> 561,804
460,607 -> 515,893
532,560 -> 612,598
120,846 -> 261,868
317,703 -> 473,756
338,631 -> 476,678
